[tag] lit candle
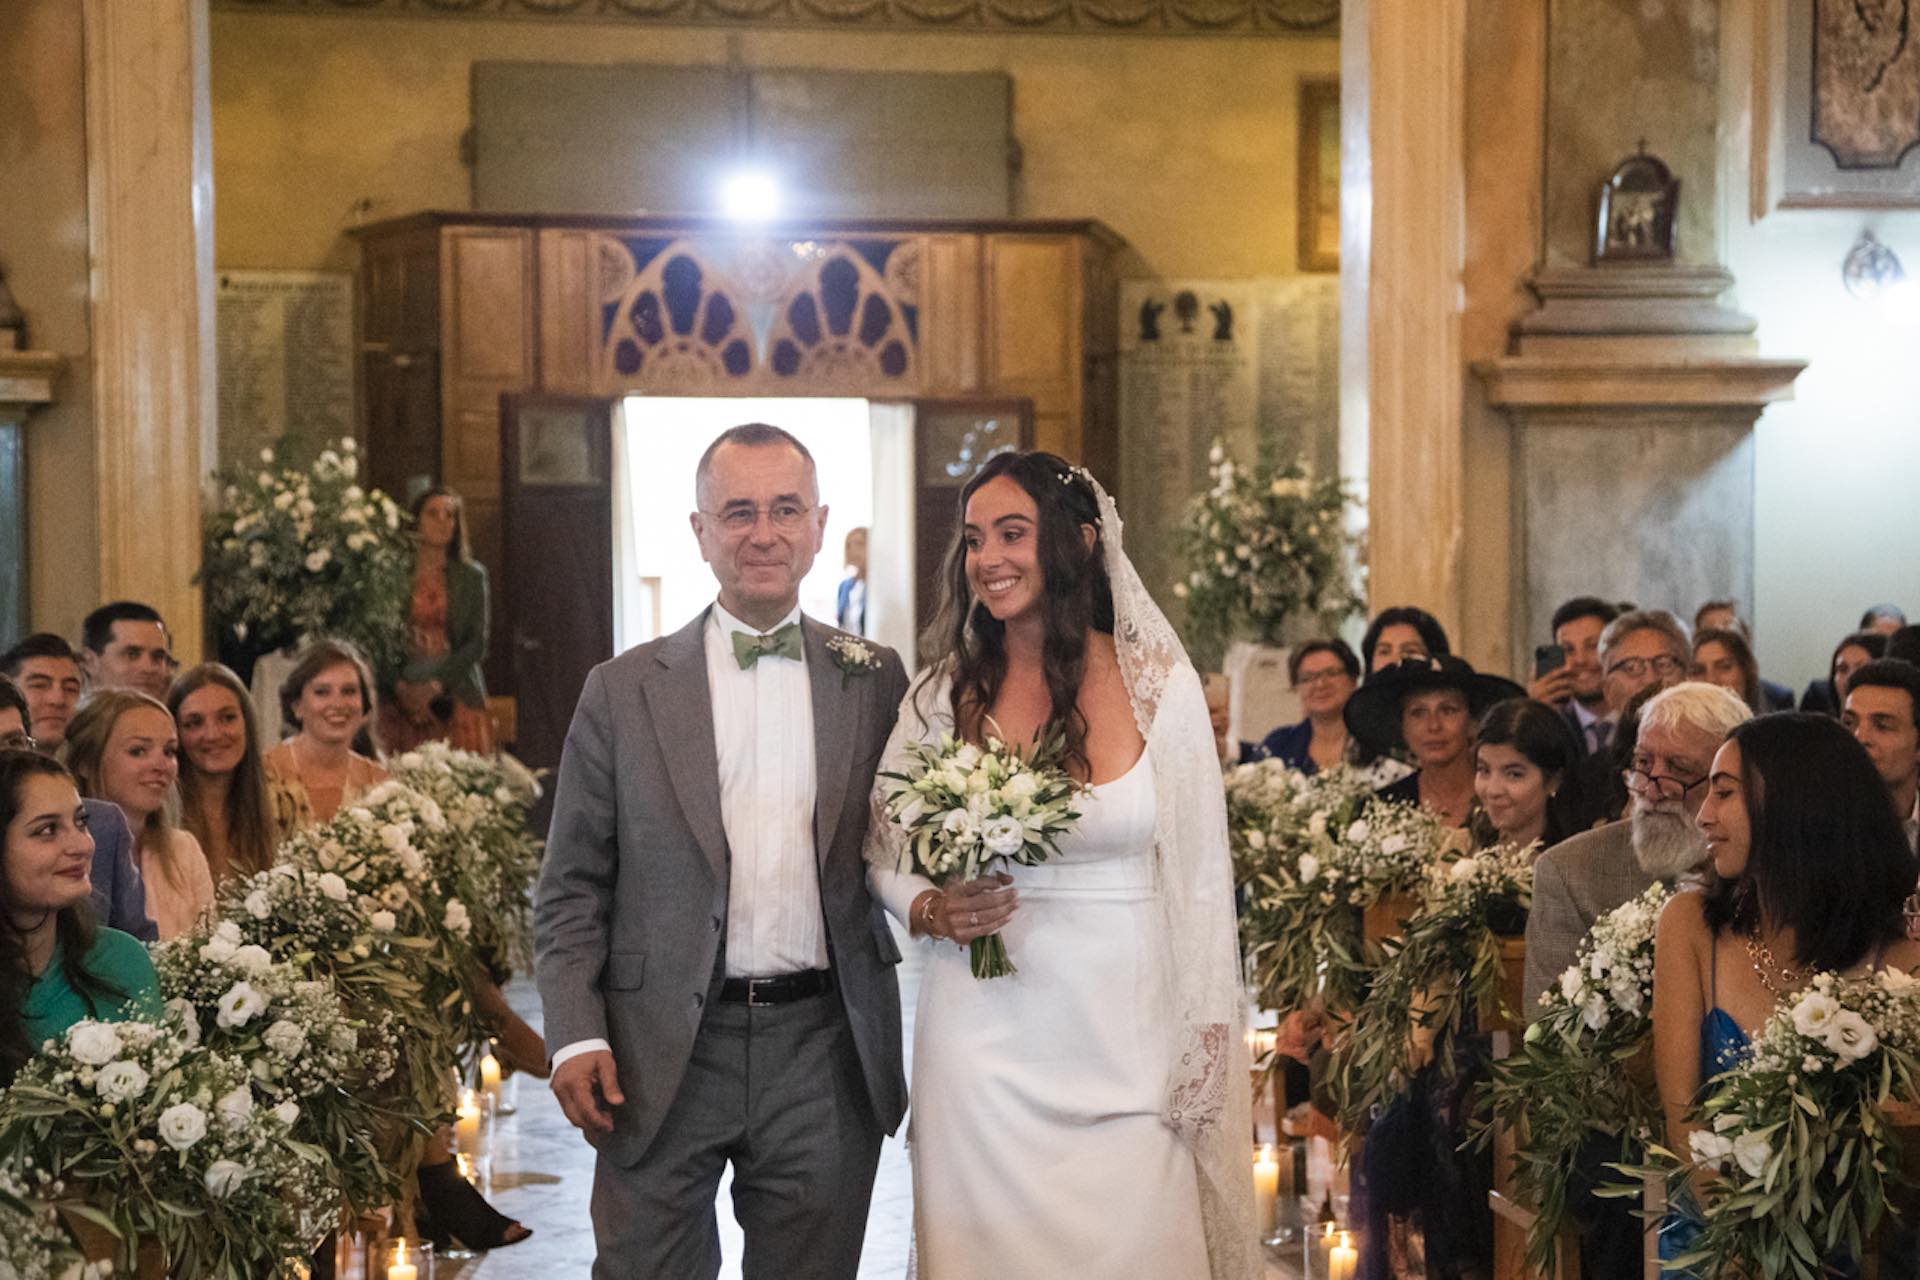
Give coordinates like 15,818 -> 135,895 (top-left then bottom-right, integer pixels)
388,1242 -> 417,1280
1253,1144 -> 1279,1235
455,1088 -> 482,1154
479,1049 -> 503,1104
1329,1230 -> 1357,1280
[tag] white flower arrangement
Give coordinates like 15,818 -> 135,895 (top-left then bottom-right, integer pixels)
198,435 -> 413,674
1173,438 -> 1365,669
0,1164 -> 98,1280
0,1019 -> 323,1279
1658,967 -> 1920,1279
824,634 -> 883,682
880,729 -> 1084,979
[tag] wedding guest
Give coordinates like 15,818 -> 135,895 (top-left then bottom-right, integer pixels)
1887,624 -> 1920,668
1470,698 -> 1588,850
78,601 -> 173,700
1689,627 -> 1766,713
1578,609 -> 1691,817
1525,596 -> 1619,760
168,663 -> 277,884
64,692 -> 213,942
1799,630 -> 1885,716
0,750 -> 161,1085
1250,639 -> 1361,775
1345,656 -> 1523,828
1842,659 -> 1920,849
0,678 -> 152,942
0,634 -> 84,749
1690,602 -> 1792,710
264,640 -> 387,830
836,525 -> 869,636
1861,602 -> 1907,636
380,487 -> 493,755
1360,605 -> 1451,674
1653,714 -> 1920,1267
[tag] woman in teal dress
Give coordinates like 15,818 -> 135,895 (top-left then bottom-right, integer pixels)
1,748 -> 159,1084
1651,713 -> 1920,1272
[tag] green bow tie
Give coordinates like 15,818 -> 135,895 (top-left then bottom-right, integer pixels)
732,623 -> 803,669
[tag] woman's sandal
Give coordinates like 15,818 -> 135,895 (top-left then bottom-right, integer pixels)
415,1159 -> 532,1251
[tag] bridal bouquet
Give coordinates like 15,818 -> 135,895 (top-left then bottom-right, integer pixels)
1658,969 -> 1920,1279
880,729 -> 1084,979
1476,883 -> 1675,1272
0,1018 -> 324,1279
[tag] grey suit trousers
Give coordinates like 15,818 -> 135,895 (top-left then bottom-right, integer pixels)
589,985 -> 883,1280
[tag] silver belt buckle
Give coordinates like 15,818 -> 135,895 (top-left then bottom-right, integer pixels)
747,979 -> 773,1008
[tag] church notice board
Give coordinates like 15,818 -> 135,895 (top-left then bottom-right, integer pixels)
216,270 -> 355,467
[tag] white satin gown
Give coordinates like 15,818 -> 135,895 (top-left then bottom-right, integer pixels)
906,751 -> 1209,1278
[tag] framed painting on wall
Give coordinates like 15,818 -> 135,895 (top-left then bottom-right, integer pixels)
1298,79 -> 1341,272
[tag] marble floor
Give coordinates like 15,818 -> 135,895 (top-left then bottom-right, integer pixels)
443,928 -> 1295,1278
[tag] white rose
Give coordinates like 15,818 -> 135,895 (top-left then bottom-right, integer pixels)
940,766 -> 972,795
243,889 -> 271,920
199,933 -> 238,965
66,1022 -> 123,1067
1732,1131 -> 1771,1180
263,1019 -> 306,1057
94,1061 -> 150,1103
369,909 -> 397,932
1688,1129 -> 1733,1164
215,1085 -> 255,1129
1296,854 -> 1321,884
230,944 -> 272,975
216,981 -> 268,1030
158,1102 -> 208,1151
951,743 -> 983,771
982,817 -> 1025,857
443,900 -> 471,937
274,1100 -> 300,1127
1002,772 -> 1038,802
1790,991 -> 1841,1040
203,1160 -> 250,1199
1824,1009 -> 1878,1062
316,872 -> 349,901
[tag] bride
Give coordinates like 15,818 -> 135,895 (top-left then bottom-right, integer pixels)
866,452 -> 1255,1278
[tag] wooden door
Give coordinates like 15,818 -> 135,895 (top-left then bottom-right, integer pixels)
911,399 -> 1032,636
500,393 -> 615,780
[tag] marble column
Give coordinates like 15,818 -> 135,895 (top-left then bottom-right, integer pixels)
83,0 -> 215,663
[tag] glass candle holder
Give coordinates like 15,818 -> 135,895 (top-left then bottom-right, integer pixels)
377,1238 -> 434,1280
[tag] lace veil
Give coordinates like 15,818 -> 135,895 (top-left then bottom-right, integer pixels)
864,473 -> 1257,1279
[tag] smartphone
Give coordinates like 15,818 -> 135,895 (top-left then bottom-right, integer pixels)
1533,643 -> 1567,679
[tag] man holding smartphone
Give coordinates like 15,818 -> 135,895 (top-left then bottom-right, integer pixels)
1527,596 -> 1620,758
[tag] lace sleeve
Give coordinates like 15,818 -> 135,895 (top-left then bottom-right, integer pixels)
864,667 -> 953,926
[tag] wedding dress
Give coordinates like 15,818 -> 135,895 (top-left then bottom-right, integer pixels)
866,476 -> 1257,1280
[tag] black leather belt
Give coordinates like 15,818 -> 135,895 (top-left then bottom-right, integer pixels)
718,968 -> 833,1006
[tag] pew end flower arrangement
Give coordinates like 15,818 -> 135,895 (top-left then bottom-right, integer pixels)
1649,968 -> 1920,1280
199,436 -> 412,676
880,728 -> 1084,979
1172,439 -> 1365,672
1334,842 -> 1536,1132
1474,883 -> 1674,1274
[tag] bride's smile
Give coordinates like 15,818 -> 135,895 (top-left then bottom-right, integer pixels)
963,475 -> 1043,624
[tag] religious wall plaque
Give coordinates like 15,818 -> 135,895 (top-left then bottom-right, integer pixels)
1595,149 -> 1680,263
215,270 -> 354,466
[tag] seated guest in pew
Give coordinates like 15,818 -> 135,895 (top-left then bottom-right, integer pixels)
1248,639 -> 1361,775
0,676 -> 153,942
0,749 -> 161,1086
78,601 -> 175,701
1862,602 -> 1908,636
1689,627 -> 1768,714
1843,659 -> 1920,854
65,692 -> 214,942
1344,656 -> 1524,828
1526,595 -> 1620,763
1653,714 -> 1920,1269
168,663 -> 279,885
1691,602 -> 1793,711
1887,624 -> 1920,668
1580,610 -> 1693,823
1469,698 -> 1590,850
1360,605 -> 1451,674
1,633 -> 85,750
1801,630 -> 1887,717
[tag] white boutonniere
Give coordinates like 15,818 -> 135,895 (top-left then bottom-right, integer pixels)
826,634 -> 882,683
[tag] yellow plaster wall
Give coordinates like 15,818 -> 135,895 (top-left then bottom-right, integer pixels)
208,12 -> 1338,280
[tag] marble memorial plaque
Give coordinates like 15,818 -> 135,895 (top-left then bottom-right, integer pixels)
216,270 -> 355,467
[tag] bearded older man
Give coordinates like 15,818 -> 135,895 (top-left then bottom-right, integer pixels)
1523,680 -> 1754,1014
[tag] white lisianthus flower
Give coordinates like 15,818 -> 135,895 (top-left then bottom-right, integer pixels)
941,809 -> 978,843
215,1085 -> 255,1129
316,872 -> 349,901
1582,996 -> 1608,1031
203,1160 -> 250,1199
158,1102 -> 208,1151
1308,811 -> 1328,839
952,743 -> 983,771
1345,820 -> 1371,844
1449,858 -> 1480,882
1379,834 -> 1408,856
397,844 -> 425,876
243,889 -> 271,920
1791,991 -> 1841,1039
443,900 -> 472,937
1883,967 -> 1919,994
369,909 -> 397,932
274,1100 -> 300,1127
67,1022 -> 123,1067
230,944 -> 272,975
94,1061 -> 150,1103
263,1019 -> 306,1057
1559,968 -> 1585,1003
1824,1010 -> 1878,1062
1297,854 -> 1321,884
982,817 -> 1025,857
216,981 -> 268,1030
1731,1132 -> 1771,1179
1688,1129 -> 1733,1164
1002,772 -> 1038,802
163,998 -> 201,1046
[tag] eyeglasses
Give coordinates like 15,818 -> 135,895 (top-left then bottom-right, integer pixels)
700,502 -> 815,534
0,731 -> 37,752
1606,654 -> 1685,681
1622,761 -> 1707,801
1293,670 -> 1351,690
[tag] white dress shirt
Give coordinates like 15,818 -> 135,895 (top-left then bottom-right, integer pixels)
551,602 -> 829,1074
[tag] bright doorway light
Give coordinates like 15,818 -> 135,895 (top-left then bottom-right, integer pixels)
719,170 -> 782,223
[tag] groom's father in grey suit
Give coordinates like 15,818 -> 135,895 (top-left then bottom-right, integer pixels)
534,423 -> 910,1279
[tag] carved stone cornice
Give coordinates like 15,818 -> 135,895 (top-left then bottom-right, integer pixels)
212,0 -> 1337,36
0,351 -> 64,414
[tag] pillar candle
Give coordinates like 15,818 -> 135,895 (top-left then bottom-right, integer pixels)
1253,1144 -> 1279,1235
454,1089 -> 482,1154
1329,1231 -> 1357,1280
388,1242 -> 417,1280
479,1051 -> 502,1104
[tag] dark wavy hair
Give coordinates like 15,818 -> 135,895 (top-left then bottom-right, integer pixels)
1469,697 -> 1587,849
1359,607 -> 1451,675
1701,713 -> 1915,972
1692,627 -> 1765,713
410,486 -> 473,567
169,663 -> 277,883
922,451 -> 1113,776
0,750 -> 123,1085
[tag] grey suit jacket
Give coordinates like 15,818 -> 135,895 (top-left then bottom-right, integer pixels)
85,799 -> 157,943
1522,820 -> 1657,1019
534,610 -> 911,1167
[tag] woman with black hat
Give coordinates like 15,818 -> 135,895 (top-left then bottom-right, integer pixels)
1344,656 -> 1525,827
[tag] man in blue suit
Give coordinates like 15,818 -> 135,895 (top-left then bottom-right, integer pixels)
0,674 -> 154,941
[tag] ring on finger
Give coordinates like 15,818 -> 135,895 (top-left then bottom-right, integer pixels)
970,911 -> 980,928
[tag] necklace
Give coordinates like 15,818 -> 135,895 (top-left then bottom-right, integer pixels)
1743,931 -> 1805,997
